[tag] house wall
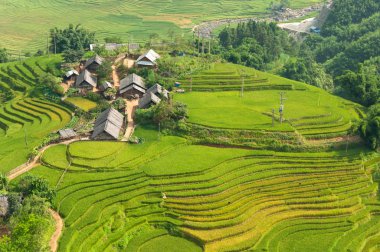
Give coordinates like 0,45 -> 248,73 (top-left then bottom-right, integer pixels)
92,132 -> 117,140
86,63 -> 100,72
121,89 -> 145,98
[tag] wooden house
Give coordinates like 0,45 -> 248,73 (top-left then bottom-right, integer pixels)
84,54 -> 104,72
75,69 -> 97,93
138,92 -> 161,109
58,128 -> 77,140
91,108 -> 124,140
98,81 -> 113,92
136,49 -> 160,68
64,70 -> 79,82
119,73 -> 146,98
147,84 -> 169,99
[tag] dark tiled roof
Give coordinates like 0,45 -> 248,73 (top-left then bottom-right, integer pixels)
138,92 -> 161,109
98,81 -> 113,91
136,49 -> 160,64
147,84 -> 169,99
92,108 -> 124,139
85,54 -> 104,68
59,128 -> 77,139
119,74 -> 146,94
75,69 -> 97,88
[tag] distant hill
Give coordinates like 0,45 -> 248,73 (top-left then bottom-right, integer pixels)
0,0 -> 323,53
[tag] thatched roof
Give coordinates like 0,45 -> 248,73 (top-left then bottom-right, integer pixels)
84,54 -> 104,68
139,92 -> 161,109
75,69 -> 97,88
119,74 -> 146,94
92,108 -> 124,139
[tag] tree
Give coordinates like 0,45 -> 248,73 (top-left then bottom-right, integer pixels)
50,24 -> 96,53
104,36 -> 123,44
0,48 -> 9,63
335,62 -> 379,106
96,60 -> 113,81
0,173 -> 8,191
63,49 -> 84,63
18,175 -> 56,203
37,73 -> 64,96
358,104 -> 380,150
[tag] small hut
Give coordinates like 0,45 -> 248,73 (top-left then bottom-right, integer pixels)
136,49 -> 160,68
138,92 -> 161,109
147,84 -> 169,99
64,70 -> 79,81
92,108 -> 124,140
119,73 -> 146,98
75,69 -> 97,93
98,81 -> 113,92
58,128 -> 77,140
0,196 -> 8,217
84,54 -> 104,72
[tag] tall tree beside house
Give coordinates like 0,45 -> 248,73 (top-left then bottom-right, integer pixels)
63,49 -> 84,63
50,24 -> 96,53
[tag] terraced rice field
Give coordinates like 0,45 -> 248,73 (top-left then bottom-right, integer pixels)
22,129 -> 380,252
176,63 -> 363,139
0,55 -> 72,172
0,0 -> 323,52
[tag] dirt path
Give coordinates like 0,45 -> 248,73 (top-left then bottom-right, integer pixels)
112,65 -> 120,88
7,139 -> 78,180
7,138 -> 79,252
123,99 -> 139,140
49,209 -> 63,252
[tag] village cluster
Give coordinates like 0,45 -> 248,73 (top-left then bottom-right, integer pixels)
61,49 -> 169,141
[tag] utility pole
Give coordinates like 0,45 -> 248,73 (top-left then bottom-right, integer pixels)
24,128 -> 28,147
240,70 -> 247,98
201,37 -> 205,54
158,122 -> 161,141
197,29 -> 200,54
193,31 -> 195,54
279,92 -> 286,124
190,76 -> 193,92
46,33 -> 50,57
54,32 -> 57,54
208,38 -> 211,55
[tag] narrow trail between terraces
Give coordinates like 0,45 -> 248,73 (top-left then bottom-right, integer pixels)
7,138 -> 80,252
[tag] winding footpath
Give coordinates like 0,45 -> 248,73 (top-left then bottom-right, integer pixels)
7,139 -> 78,252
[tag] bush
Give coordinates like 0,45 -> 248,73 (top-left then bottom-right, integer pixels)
17,175 -> 56,203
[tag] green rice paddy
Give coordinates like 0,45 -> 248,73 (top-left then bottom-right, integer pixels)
1,55 -> 378,251
23,132 -> 380,252
65,97 -> 97,112
0,55 -> 72,172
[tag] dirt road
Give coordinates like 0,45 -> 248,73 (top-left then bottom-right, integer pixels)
124,99 -> 139,140
49,209 -> 63,252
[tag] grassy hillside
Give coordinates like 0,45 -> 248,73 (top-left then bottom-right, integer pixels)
0,0 -> 323,53
176,63 -> 362,139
